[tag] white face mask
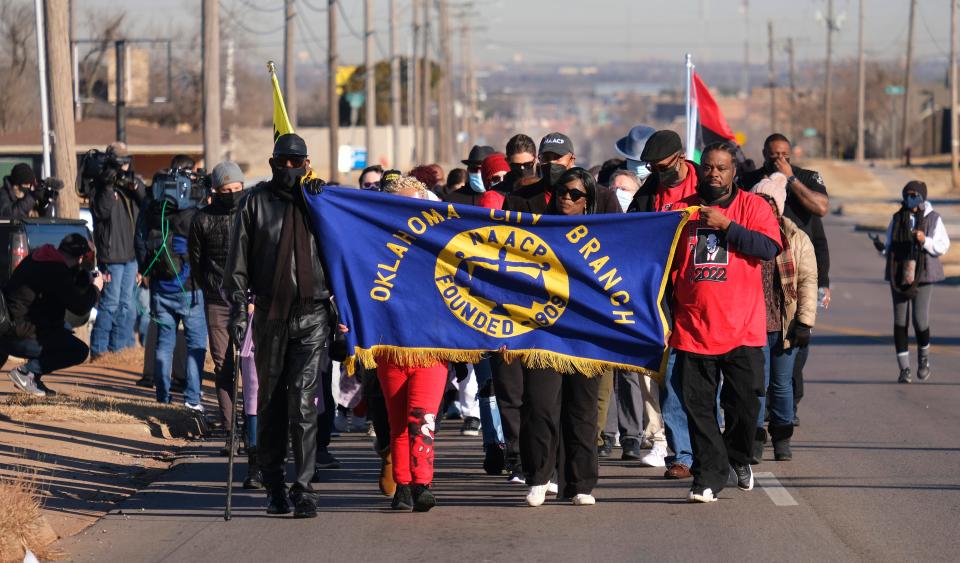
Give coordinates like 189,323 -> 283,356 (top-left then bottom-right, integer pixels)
626,158 -> 651,182
468,172 -> 486,193
616,188 -> 633,212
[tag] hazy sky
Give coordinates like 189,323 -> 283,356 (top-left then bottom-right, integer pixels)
78,0 -> 952,68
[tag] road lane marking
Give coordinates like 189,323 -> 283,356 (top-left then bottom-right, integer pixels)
755,472 -> 799,506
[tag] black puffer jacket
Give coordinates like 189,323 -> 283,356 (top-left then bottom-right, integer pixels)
2,245 -> 99,339
91,176 -> 147,264
0,177 -> 52,219
189,196 -> 243,306
224,181 -> 331,314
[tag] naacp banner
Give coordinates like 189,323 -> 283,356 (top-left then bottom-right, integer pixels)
303,187 -> 691,378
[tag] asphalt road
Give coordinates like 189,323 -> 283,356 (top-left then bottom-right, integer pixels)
61,218 -> 960,562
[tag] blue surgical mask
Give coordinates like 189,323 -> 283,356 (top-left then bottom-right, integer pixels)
626,158 -> 651,182
468,172 -> 486,193
904,194 -> 923,210
615,188 -> 633,212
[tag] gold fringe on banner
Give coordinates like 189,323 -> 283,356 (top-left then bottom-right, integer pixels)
342,207 -> 700,387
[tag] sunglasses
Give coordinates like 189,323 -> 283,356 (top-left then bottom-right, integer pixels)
647,152 -> 682,172
555,186 -> 587,201
277,157 -> 307,168
511,161 -> 535,170
489,174 -> 507,187
361,182 -> 381,190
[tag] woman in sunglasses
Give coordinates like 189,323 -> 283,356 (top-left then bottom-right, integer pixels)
521,167 -> 604,508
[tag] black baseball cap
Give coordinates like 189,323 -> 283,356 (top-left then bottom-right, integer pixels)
273,133 -> 308,158
462,145 -> 496,166
380,169 -> 402,190
59,233 -> 91,258
539,133 -> 574,157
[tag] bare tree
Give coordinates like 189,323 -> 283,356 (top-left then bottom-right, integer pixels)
0,0 -> 37,132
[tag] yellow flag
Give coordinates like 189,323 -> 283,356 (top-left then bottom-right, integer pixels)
268,61 -> 294,142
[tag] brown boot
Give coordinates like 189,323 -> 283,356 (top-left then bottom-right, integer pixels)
379,448 -> 396,497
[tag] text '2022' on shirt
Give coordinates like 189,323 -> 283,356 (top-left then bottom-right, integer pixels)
669,189 -> 782,355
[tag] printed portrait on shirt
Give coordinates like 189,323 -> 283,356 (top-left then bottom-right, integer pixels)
693,228 -> 728,266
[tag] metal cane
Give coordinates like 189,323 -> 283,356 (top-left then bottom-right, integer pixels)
224,344 -> 242,521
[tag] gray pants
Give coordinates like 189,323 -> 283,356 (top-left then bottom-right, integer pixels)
892,283 -> 933,353
603,370 -> 645,442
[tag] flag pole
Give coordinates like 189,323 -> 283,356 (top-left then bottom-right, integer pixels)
684,53 -> 696,161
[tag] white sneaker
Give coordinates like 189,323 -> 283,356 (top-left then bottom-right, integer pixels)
184,402 -> 204,413
507,472 -> 526,484
8,368 -> 45,397
547,481 -> 558,495
640,442 -> 668,468
526,484 -> 549,507
688,487 -> 718,503
572,493 -> 596,506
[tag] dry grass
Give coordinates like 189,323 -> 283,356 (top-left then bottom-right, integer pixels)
88,347 -> 145,371
0,475 -> 63,562
0,395 -> 201,438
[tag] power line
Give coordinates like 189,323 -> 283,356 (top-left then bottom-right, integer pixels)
917,6 -> 949,58
237,0 -> 284,13
298,0 -> 328,14
220,2 -> 284,36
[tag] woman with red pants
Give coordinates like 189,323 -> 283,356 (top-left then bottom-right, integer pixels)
376,176 -> 448,512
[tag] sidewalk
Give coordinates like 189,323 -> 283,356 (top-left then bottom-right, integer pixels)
0,349 -> 213,548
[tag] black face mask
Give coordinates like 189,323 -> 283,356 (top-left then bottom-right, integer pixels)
659,161 -> 682,187
214,192 -> 241,209
541,163 -> 566,187
697,182 -> 731,203
510,162 -> 536,179
272,166 -> 306,191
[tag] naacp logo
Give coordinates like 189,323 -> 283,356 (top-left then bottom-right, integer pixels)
435,226 -> 569,337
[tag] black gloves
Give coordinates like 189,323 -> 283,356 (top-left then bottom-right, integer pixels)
230,314 -> 248,349
303,177 -> 326,195
792,323 -> 812,348
869,233 -> 885,253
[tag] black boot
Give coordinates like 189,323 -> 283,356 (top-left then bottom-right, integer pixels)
770,424 -> 794,461
412,484 -> 436,512
265,484 -> 291,515
391,484 -> 413,511
243,448 -> 263,489
289,487 -> 319,519
749,428 -> 767,465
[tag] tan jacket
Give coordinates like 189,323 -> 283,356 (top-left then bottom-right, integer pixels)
781,217 -> 818,349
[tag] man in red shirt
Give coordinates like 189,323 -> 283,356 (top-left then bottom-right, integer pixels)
670,143 -> 782,503
627,129 -> 699,213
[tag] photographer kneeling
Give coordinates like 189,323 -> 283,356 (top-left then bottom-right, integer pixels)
3,234 -> 102,397
0,163 -> 61,218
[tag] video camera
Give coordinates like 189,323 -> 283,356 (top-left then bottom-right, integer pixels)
76,149 -> 137,198
149,167 -> 211,210
35,177 -> 64,209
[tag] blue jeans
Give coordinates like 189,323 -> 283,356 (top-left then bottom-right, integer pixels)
90,261 -> 138,355
152,289 -> 207,405
660,349 -> 693,467
135,286 -> 151,346
475,358 -> 504,446
760,331 -> 798,427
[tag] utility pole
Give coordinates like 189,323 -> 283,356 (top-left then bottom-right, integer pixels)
421,0 -> 431,161
33,0 -> 51,178
45,0 -> 79,218
823,0 -> 834,159
952,0 -> 959,189
459,19 -> 473,150
740,0 -> 749,97
901,0 -> 917,165
202,0 -> 221,167
115,40 -> 126,143
69,0 -> 81,121
364,0 -> 376,167
767,20 -> 775,133
328,0 -> 339,183
390,0 -> 401,168
855,0 -> 866,162
284,0 -> 297,126
412,0 -> 422,162
437,0 -> 453,164
787,37 -> 796,140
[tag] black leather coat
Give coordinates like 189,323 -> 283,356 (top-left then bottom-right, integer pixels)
223,181 -> 331,315
189,197 -> 241,306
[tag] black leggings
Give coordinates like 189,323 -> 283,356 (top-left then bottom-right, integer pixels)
892,283 -> 933,353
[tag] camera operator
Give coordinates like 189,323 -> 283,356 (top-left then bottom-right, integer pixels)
3,234 -> 102,397
89,142 -> 147,357
135,163 -> 207,410
0,163 -> 61,218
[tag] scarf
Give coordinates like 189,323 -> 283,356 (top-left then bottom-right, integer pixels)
266,185 -> 316,325
888,207 -> 926,299
775,222 -> 797,303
